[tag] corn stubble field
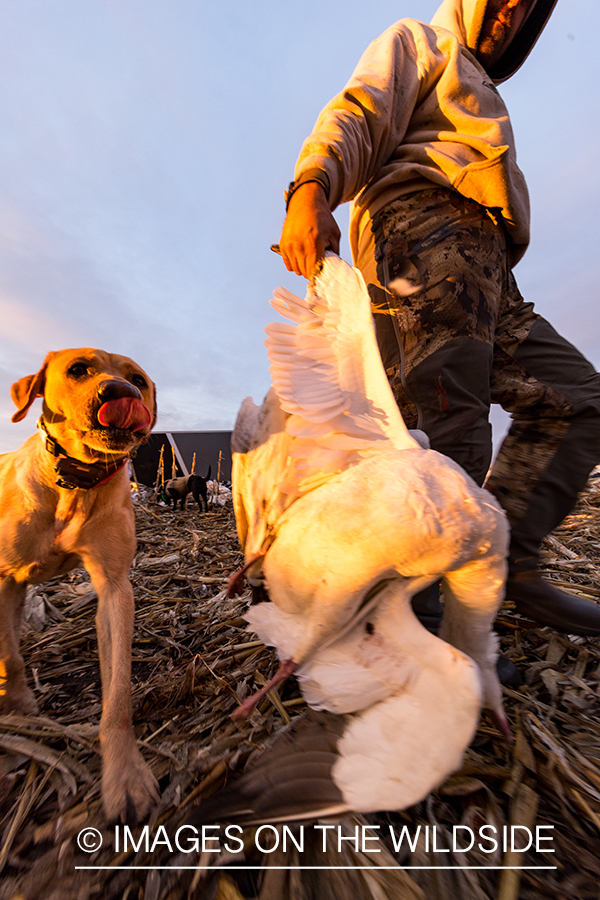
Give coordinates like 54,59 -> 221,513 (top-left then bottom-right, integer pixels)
1,479 -> 600,900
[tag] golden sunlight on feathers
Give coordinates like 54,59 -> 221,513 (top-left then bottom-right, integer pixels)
212,255 -> 511,821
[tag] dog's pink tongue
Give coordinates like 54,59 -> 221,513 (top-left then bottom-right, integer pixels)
97,398 -> 152,432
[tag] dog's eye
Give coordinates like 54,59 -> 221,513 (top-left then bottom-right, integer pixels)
67,362 -> 89,378
130,374 -> 147,389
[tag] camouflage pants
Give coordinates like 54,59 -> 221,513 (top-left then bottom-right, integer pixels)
356,188 -> 600,570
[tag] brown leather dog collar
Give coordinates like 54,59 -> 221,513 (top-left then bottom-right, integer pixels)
37,419 -> 129,491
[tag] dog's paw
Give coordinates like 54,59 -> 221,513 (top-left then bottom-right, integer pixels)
0,683 -> 39,716
102,744 -> 159,824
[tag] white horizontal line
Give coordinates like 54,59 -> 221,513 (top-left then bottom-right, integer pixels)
75,865 -> 558,871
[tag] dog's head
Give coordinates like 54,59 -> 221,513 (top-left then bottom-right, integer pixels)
11,348 -> 157,457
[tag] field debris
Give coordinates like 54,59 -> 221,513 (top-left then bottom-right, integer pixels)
1,476 -> 600,898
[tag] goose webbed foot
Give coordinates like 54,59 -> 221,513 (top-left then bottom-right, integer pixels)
227,554 -> 264,598
492,708 -> 513,743
232,658 -> 297,720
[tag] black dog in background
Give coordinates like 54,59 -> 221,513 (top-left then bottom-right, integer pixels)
163,467 -> 211,511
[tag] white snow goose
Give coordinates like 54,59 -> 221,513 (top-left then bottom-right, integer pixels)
194,254 -> 510,825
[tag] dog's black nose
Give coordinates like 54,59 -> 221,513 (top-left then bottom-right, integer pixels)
97,379 -> 142,402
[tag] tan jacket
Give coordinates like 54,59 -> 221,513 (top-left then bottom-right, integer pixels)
292,0 -> 537,265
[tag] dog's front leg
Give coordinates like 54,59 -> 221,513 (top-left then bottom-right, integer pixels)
87,562 -> 159,823
0,577 -> 39,715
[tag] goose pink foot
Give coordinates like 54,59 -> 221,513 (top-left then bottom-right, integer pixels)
227,555 -> 264,598
493,708 -> 513,742
232,659 -> 297,720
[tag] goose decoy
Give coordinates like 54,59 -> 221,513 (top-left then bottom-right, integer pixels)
201,254 -> 509,824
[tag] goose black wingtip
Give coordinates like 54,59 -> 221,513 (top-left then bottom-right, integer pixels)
185,710 -> 350,828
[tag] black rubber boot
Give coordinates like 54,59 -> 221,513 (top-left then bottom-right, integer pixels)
496,653 -> 522,689
506,570 -> 600,636
508,520 -> 600,636
411,582 -> 444,634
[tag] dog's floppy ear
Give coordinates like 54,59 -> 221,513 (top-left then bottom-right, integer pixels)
11,355 -> 53,423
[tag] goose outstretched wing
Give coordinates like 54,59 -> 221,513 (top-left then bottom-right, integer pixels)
265,254 -> 418,495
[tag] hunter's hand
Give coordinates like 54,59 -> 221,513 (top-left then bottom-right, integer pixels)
279,182 -> 341,279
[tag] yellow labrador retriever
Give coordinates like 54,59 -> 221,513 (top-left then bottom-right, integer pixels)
0,348 -> 159,822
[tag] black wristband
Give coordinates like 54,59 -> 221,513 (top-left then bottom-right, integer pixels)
284,171 -> 331,211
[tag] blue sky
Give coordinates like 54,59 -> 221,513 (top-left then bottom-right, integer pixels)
0,0 -> 598,452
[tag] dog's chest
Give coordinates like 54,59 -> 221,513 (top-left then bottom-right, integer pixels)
3,524 -> 82,583
1,494 -> 91,583
24,549 -> 82,584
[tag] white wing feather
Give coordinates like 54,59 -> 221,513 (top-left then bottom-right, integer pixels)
265,255 -> 418,497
